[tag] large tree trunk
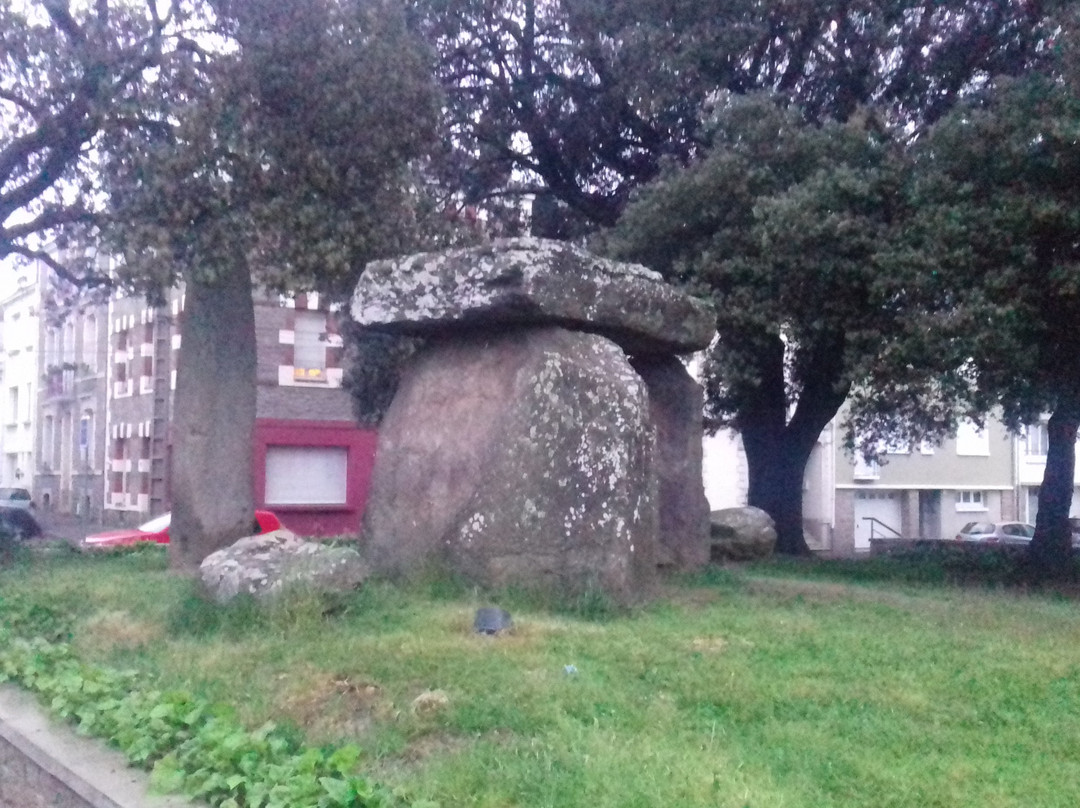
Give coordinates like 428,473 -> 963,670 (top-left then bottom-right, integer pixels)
742,428 -> 815,555
737,333 -> 849,556
1028,404 -> 1079,579
169,262 -> 257,570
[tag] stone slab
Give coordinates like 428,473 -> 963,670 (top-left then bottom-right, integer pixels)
352,237 -> 715,355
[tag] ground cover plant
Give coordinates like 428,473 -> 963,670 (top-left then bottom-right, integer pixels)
2,545 -> 1080,807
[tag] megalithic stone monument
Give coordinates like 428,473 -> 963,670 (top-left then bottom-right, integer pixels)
350,238 -> 715,602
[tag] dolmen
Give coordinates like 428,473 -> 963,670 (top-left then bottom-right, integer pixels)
350,238 -> 715,603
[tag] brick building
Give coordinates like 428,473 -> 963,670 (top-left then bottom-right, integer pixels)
101,287 -> 376,536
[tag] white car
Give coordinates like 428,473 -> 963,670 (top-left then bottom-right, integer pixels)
0,487 -> 34,511
955,521 -> 1034,545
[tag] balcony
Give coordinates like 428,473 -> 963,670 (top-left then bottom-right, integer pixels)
42,366 -> 78,402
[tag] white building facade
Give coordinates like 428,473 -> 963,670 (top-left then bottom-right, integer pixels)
0,262 -> 43,489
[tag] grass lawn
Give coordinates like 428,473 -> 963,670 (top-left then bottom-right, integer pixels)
3,545 -> 1080,807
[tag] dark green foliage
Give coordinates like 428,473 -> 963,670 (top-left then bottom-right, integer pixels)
0,595 -> 73,642
751,543 -> 1080,590
341,327 -> 424,428
166,590 -> 266,640
102,0 -> 441,299
874,65 -> 1080,577
606,94 -> 919,553
0,634 -> 409,807
412,0 -> 1052,235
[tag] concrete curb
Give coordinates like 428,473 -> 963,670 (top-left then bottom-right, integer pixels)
0,684 -> 194,808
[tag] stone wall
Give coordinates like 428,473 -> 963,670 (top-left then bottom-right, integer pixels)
0,725 -> 113,808
0,685 -> 191,808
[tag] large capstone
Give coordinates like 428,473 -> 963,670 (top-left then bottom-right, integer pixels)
361,327 -> 658,602
351,237 -> 715,356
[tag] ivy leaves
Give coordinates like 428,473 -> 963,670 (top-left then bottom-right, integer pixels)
0,630 -> 422,808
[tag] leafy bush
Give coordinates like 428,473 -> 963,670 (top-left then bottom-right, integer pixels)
0,594 -> 73,642
0,627 -> 424,808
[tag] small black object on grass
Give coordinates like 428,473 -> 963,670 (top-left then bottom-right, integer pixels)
474,607 -> 512,635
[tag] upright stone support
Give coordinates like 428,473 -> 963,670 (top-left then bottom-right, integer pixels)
363,327 -> 657,601
631,355 -> 710,567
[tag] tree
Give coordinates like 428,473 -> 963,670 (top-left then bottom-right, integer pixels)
411,0 -> 1051,237
604,96 -> 925,553
100,0 -> 439,566
904,71 -> 1080,577
407,0 -> 1060,553
1,0 -> 178,279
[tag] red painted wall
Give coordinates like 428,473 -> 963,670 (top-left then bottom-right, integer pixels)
252,419 -> 378,537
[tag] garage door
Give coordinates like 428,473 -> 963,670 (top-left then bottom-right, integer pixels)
854,490 -> 903,550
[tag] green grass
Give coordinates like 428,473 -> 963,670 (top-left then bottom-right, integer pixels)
3,545 -> 1080,807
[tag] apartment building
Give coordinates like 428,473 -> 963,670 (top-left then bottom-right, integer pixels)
35,296 -> 110,515
833,419 -> 1018,554
0,264 -> 42,489
0,254 -> 378,537
102,288 -> 377,536
701,414 -> 1080,556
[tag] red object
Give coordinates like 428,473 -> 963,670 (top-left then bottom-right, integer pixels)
251,419 -> 377,538
83,509 -> 283,548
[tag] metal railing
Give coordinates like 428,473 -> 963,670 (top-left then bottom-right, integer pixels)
862,516 -> 902,539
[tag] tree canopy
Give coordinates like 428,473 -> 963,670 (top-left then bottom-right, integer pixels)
605,95 -> 921,553
409,0 -> 1073,555
96,0 -> 440,566
902,70 -> 1080,574
1,0 -> 181,281
412,0 -> 1053,236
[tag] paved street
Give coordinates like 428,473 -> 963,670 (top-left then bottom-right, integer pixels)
32,510 -> 117,548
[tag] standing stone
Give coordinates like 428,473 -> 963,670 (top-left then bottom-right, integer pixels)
631,355 -> 710,567
362,326 -> 657,602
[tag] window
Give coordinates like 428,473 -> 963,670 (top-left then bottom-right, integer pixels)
82,315 -> 97,371
265,446 -> 347,505
853,454 -> 879,480
956,420 -> 990,456
79,411 -> 93,467
43,416 -> 55,469
292,310 -> 327,382
7,387 -> 17,424
46,327 -> 59,365
64,321 -> 75,362
956,490 -> 986,511
1024,423 -> 1049,457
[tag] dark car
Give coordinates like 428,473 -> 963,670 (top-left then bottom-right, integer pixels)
0,506 -> 44,541
1067,518 -> 1080,549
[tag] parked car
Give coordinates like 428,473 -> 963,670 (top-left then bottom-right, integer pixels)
0,506 -> 43,541
955,521 -> 1035,544
0,487 -> 34,510
1064,518 -> 1080,549
82,509 -> 283,549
